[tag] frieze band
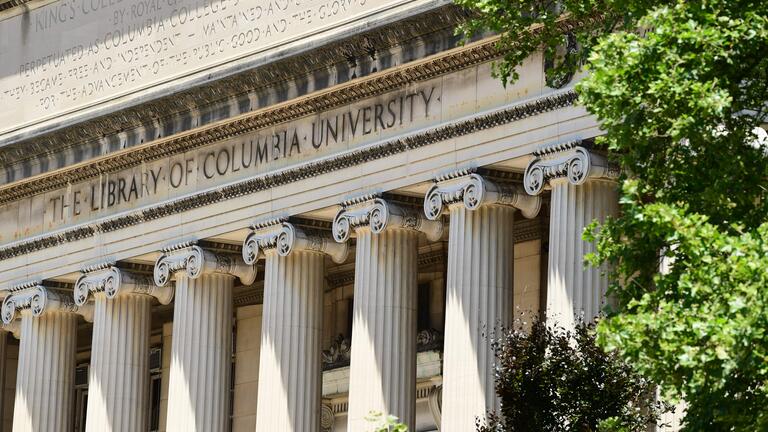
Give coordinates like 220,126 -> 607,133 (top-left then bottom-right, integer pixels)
0,91 -> 577,262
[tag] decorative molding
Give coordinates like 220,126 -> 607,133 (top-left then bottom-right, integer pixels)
514,216 -> 545,244
0,90 -> 578,262
333,194 -> 443,243
153,241 -> 257,287
424,170 -> 542,220
325,269 -> 357,290
74,263 -> 174,306
323,380 -> 441,417
321,403 -> 335,432
0,20 -> 496,203
242,220 -> 348,265
417,328 -> 443,352
233,288 -> 264,307
1,282 -> 93,324
418,249 -> 445,267
523,141 -> 619,195
427,384 -> 443,430
0,6 -> 469,170
544,32 -> 580,89
322,334 -> 352,370
0,0 -> 32,14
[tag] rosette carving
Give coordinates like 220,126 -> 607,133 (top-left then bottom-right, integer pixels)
154,241 -> 256,287
1,281 -> 93,324
333,194 -> 443,243
321,403 -> 335,432
243,219 -> 348,264
424,170 -> 541,219
523,141 -> 619,195
75,262 -> 174,306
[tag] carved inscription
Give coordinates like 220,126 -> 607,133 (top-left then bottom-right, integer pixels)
0,0 -> 409,133
32,85 -> 438,232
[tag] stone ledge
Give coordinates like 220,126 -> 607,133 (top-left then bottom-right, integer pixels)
0,4 -> 465,171
0,91 -> 578,261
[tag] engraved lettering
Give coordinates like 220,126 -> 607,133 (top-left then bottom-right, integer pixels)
18,85 -> 441,235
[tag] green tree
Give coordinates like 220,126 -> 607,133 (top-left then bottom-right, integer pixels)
477,320 -> 665,432
455,0 -> 768,430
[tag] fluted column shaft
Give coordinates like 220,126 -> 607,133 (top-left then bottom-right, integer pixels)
167,273 -> 233,432
256,251 -> 324,432
441,205 -> 515,432
522,142 -> 619,328
0,329 -> 6,428
13,311 -> 78,432
423,170 -> 540,430
546,179 -> 618,328
346,228 -> 418,430
85,293 -> 151,432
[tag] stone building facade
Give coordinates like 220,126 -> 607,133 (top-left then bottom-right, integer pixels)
0,0 -> 634,431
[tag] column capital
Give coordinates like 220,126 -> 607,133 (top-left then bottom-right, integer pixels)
523,141 -> 619,195
75,262 -> 174,306
333,194 -> 443,243
242,218 -> 348,265
2,320 -> 19,339
424,169 -> 541,220
1,281 -> 93,325
154,241 -> 257,287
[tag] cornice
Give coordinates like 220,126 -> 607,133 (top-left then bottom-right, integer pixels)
0,0 -> 30,13
0,5 -> 468,168
0,26 -> 501,205
0,90 -> 577,261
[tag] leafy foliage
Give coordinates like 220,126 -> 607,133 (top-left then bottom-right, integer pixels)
587,193 -> 768,430
453,0 -> 656,86
477,320 -> 665,432
365,411 -> 409,432
458,0 -> 768,430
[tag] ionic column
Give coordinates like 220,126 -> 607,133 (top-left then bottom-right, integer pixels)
243,220 -> 348,431
154,242 -> 256,432
333,195 -> 443,430
1,281 -> 94,432
424,169 -> 541,431
524,142 -> 619,328
74,263 -> 174,432
0,325 -> 7,429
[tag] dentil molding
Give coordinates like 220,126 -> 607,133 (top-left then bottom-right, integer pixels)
523,141 -> 620,195
74,262 -> 174,306
332,194 -> 443,243
1,281 -> 93,326
154,242 -> 257,287
424,169 -> 542,220
242,219 -> 348,265
0,90 -> 577,262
